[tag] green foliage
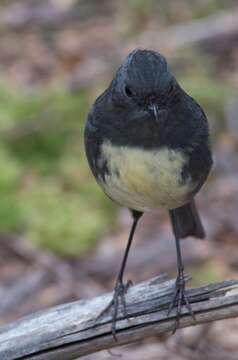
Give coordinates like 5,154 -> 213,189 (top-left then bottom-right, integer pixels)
0,145 -> 21,192
0,84 -> 116,256
21,180 -> 115,256
0,146 -> 23,231
178,75 -> 230,114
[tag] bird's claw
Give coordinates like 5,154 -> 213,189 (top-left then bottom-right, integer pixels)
167,270 -> 195,333
97,279 -> 132,340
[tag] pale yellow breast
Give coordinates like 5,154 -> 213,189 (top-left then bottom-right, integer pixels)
99,141 -> 195,211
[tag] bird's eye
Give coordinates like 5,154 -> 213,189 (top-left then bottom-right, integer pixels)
168,82 -> 175,95
124,85 -> 133,98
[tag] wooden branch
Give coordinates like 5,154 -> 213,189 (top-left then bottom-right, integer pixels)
0,276 -> 238,360
127,8 -> 238,54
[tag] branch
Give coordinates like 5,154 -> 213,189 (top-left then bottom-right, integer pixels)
0,276 -> 238,360
128,8 -> 238,53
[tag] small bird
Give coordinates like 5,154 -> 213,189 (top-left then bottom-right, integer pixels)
84,49 -> 213,337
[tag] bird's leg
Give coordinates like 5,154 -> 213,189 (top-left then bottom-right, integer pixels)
167,209 -> 196,333
98,210 -> 143,340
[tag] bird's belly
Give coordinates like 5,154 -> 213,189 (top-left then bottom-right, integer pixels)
98,141 -> 195,211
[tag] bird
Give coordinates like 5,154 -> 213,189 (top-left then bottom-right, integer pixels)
84,48 -> 213,338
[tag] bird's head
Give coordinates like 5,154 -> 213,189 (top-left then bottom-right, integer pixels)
112,49 -> 177,122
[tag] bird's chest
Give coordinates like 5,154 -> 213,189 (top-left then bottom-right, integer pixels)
98,141 -> 195,211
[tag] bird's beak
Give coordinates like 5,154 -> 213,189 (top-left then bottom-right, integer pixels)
148,103 -> 160,123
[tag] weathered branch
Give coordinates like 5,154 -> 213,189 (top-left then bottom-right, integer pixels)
0,276 -> 238,360
128,8 -> 238,53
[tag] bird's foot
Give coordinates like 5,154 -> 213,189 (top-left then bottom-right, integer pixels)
98,279 -> 132,340
167,270 -> 195,333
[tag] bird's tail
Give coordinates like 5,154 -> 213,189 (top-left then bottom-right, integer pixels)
172,199 -> 205,239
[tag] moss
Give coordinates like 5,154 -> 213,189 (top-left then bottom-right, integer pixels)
0,146 -> 24,231
3,90 -> 88,173
0,84 -> 117,256
21,181 -> 115,256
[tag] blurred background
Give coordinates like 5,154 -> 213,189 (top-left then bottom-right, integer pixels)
0,0 -> 238,359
